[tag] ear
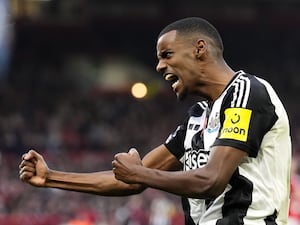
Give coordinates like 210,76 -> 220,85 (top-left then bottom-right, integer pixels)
195,39 -> 206,59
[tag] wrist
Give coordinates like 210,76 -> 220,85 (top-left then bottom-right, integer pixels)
133,165 -> 147,184
44,168 -> 52,187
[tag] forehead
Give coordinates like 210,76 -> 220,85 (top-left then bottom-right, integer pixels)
156,30 -> 179,51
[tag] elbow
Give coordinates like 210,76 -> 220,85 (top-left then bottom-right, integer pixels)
126,184 -> 147,195
202,176 -> 227,199
190,171 -> 227,199
205,182 -> 226,199
92,180 -> 147,196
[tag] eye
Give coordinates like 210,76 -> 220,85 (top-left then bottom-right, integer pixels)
161,51 -> 172,59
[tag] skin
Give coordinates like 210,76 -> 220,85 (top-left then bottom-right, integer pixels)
19,145 -> 180,196
19,29 -> 247,200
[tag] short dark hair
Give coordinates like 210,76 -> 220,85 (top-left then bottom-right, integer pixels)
158,17 -> 224,52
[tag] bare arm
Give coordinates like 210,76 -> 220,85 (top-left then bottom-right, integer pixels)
45,170 -> 140,196
19,144 -> 181,196
113,146 -> 247,199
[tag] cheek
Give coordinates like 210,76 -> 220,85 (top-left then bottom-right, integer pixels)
172,58 -> 194,79
181,68 -> 195,83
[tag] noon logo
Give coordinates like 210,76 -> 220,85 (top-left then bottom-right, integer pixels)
230,113 -> 240,124
220,108 -> 252,142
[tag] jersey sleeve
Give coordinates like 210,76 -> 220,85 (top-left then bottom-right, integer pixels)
164,122 -> 187,161
213,75 -> 278,157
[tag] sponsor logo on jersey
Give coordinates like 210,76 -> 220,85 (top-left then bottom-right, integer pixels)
185,148 -> 209,170
220,108 -> 252,142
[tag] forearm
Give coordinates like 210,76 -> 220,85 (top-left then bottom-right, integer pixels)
131,146 -> 247,199
46,169 -> 145,196
134,167 -> 219,199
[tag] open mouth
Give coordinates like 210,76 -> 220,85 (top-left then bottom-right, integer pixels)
164,73 -> 179,86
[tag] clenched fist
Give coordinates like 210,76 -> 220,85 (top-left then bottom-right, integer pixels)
19,150 -> 49,187
112,148 -> 143,184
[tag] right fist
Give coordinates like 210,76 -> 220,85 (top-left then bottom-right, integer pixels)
19,150 -> 49,187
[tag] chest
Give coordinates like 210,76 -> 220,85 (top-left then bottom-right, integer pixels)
183,101 -> 222,170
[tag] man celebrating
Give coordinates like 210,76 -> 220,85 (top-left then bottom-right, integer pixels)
20,17 -> 291,225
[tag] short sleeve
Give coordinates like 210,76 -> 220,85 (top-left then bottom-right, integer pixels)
213,75 -> 278,157
165,123 -> 187,160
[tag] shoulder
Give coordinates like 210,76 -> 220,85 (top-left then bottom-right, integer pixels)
188,101 -> 209,117
226,72 -> 276,110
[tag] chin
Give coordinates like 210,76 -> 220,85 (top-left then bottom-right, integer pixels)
177,89 -> 188,101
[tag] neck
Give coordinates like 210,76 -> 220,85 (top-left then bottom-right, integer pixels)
196,60 -> 235,101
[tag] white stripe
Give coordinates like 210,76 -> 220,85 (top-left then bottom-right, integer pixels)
236,79 -> 244,107
231,82 -> 239,107
198,101 -> 208,110
222,70 -> 245,107
240,76 -> 251,108
231,75 -> 251,108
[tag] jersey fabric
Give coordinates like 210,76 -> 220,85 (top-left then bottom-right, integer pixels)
165,70 -> 291,225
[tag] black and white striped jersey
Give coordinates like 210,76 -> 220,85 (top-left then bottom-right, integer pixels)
165,71 -> 291,225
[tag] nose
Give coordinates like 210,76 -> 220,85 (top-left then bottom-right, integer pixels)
156,60 -> 167,73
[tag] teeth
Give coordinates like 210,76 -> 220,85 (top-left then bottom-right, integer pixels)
172,80 -> 179,88
165,74 -> 173,81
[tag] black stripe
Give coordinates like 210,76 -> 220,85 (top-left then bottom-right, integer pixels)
188,102 -> 207,117
216,170 -> 253,225
181,197 -> 196,225
264,210 -> 278,225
